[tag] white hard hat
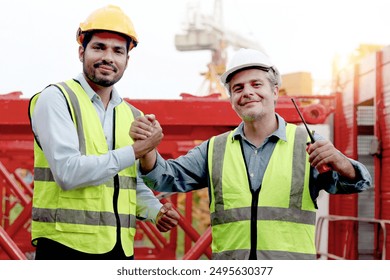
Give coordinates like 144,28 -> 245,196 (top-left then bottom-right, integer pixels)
220,48 -> 281,87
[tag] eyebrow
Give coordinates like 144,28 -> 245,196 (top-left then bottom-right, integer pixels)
232,78 -> 263,87
92,42 -> 126,50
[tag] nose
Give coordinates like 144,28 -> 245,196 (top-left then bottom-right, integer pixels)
242,84 -> 255,97
102,49 -> 114,63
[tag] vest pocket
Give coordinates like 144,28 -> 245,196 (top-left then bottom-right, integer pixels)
55,208 -> 100,234
55,187 -> 103,233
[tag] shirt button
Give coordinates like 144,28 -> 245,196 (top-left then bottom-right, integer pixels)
254,150 -> 258,154
250,173 -> 254,178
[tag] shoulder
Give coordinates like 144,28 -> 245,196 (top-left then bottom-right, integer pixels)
38,84 -> 66,101
33,84 -> 67,109
208,130 -> 234,150
33,84 -> 71,120
121,100 -> 143,118
215,130 -> 234,139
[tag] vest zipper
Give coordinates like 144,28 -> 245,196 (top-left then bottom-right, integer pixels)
112,109 -> 121,246
249,187 -> 260,260
113,175 -> 121,245
240,140 -> 260,260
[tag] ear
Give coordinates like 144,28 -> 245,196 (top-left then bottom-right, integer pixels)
78,46 -> 84,62
273,85 -> 279,103
125,54 -> 129,69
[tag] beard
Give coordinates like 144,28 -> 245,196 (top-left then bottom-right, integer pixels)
83,62 -> 123,87
234,102 -> 264,122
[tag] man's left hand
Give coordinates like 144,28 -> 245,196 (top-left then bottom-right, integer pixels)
156,203 -> 180,232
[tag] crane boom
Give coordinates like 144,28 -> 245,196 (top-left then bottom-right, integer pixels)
174,0 -> 264,97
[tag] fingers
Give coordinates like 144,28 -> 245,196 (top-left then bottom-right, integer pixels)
156,203 -> 180,232
130,114 -> 160,141
307,140 -> 336,166
156,216 -> 176,232
307,140 -> 337,170
132,117 -> 163,159
307,140 -> 357,178
130,126 -> 149,140
145,114 -> 156,123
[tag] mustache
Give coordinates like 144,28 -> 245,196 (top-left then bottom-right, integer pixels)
238,97 -> 257,106
93,61 -> 118,73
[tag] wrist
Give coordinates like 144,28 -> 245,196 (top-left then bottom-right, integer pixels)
139,150 -> 157,173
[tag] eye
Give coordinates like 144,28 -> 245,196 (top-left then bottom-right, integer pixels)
92,43 -> 104,51
231,85 -> 243,93
115,49 -> 126,55
252,81 -> 263,88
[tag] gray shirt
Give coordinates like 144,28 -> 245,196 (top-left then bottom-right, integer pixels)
141,114 -> 372,205
31,73 -> 161,221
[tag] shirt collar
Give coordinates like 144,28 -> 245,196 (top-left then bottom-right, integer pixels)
75,73 -> 123,106
232,113 -> 288,142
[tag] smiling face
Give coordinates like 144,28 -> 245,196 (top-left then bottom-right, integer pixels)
229,68 -> 279,122
79,31 -> 129,89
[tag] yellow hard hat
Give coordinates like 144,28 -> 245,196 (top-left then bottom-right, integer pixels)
76,5 -> 138,50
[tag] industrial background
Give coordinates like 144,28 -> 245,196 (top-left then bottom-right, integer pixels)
1,0 -> 389,260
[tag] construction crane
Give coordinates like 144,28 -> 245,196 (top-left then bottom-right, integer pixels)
175,0 -> 265,98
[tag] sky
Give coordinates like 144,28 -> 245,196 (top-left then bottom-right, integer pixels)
1,0 -> 389,100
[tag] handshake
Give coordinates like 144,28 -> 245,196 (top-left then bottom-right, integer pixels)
130,114 -> 163,160
131,114 -> 180,232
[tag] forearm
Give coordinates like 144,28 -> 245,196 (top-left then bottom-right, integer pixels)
48,146 -> 135,190
140,148 -> 208,193
38,123 -> 136,189
333,153 -> 357,179
139,150 -> 157,174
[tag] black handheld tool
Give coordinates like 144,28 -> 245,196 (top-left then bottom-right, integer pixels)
291,98 -> 331,173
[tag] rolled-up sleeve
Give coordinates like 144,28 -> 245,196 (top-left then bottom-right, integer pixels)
317,158 -> 372,194
140,141 -> 209,193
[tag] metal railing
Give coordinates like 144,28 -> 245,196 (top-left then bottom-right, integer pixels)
316,215 -> 390,260
0,162 -> 34,259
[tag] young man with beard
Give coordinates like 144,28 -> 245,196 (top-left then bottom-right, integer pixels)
29,5 -> 179,260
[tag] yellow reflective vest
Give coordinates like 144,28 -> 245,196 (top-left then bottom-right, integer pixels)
29,79 -> 140,256
208,123 -> 317,259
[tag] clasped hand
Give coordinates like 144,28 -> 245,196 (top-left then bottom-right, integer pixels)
130,114 -> 163,159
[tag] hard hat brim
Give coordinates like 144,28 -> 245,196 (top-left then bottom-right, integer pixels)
220,63 -> 273,84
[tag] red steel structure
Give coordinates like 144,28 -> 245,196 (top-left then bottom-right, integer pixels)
1,88 -> 364,260
326,45 -> 390,260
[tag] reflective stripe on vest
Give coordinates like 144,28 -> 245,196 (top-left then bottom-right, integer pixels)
29,79 -> 140,256
208,124 -> 316,260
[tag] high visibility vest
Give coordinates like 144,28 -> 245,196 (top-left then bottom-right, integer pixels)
29,80 -> 140,256
207,123 -> 317,260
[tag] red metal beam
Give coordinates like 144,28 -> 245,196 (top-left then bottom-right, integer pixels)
0,226 -> 27,260
182,226 -> 212,260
